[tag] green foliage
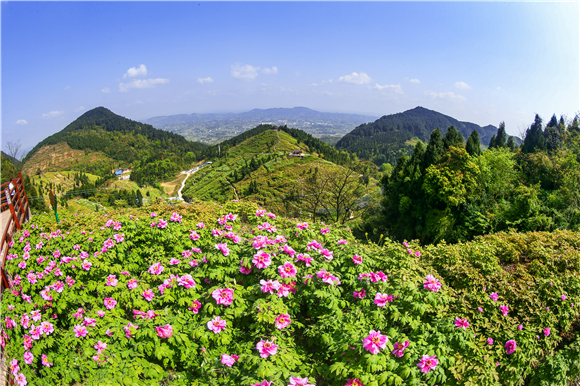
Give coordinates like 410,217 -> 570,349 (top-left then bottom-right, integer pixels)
336,107 -> 497,166
369,115 -> 580,245
2,208 -> 580,386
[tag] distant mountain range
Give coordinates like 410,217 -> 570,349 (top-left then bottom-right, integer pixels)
336,106 -> 503,165
145,107 -> 378,145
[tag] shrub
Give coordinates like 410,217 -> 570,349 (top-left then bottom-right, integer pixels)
2,206 -> 579,386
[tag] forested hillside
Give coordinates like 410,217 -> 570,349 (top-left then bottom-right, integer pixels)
21,107 -> 207,184
336,106 -> 502,166
359,114 -> 580,245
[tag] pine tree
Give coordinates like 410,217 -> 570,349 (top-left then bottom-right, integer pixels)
465,130 -> 482,157
422,129 -> 445,169
443,126 -> 464,150
496,122 -> 507,148
547,114 -> 558,128
522,114 -> 546,153
507,136 -> 515,151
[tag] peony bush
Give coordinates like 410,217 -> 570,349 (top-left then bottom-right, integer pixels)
1,202 -> 580,386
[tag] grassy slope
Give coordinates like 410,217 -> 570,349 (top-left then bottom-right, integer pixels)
22,142 -> 114,176
181,129 -> 344,209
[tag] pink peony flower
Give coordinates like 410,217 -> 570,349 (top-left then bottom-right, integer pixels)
478,307 -> 483,312
518,324 -> 524,330
24,351 -> 34,365
156,324 -> 173,339
142,289 -> 154,302
104,297 -> 117,310
345,379 -> 363,386
106,275 -> 118,287
544,327 -> 551,337
490,292 -> 499,302
505,339 -> 517,355
363,330 -> 388,354
289,377 -> 314,386
274,314 -> 291,329
221,353 -> 238,367
487,338 -> 494,345
454,317 -> 470,329
215,242 -> 230,256
423,275 -> 441,292
296,222 -> 309,230
211,288 -> 233,306
260,279 -> 281,294
278,261 -> 297,278
352,254 -> 363,265
97,310 -> 106,317
500,305 -> 509,316
94,341 -> 107,353
169,258 -> 180,265
127,278 -> 139,290
374,293 -> 394,307
189,300 -> 202,314
417,354 -> 438,373
148,262 -> 164,275
392,340 -> 409,358
562,294 -> 567,301
74,325 -> 88,338
256,339 -> 278,358
353,289 -> 366,299
251,382 -> 273,386
253,251 -> 272,269
124,322 -> 139,338
207,316 -> 227,334
15,373 -> 27,386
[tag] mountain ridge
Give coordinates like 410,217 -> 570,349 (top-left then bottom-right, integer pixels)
335,106 -> 502,165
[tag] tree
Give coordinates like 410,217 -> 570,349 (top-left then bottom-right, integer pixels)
442,126 -> 464,150
496,122 -> 507,148
422,129 -> 445,169
522,114 -> 546,153
507,136 -> 516,151
465,130 -> 482,157
3,140 -> 22,164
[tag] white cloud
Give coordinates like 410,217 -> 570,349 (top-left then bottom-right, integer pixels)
118,78 -> 169,92
261,66 -> 278,75
372,83 -> 403,94
101,87 -> 111,93
123,64 -> 147,79
409,78 -> 420,84
16,119 -> 28,125
425,91 -> 466,101
77,106 -> 85,111
231,63 -> 260,80
42,111 -> 64,118
197,77 -> 214,84
454,81 -> 471,90
64,86 -> 71,90
339,72 -> 371,84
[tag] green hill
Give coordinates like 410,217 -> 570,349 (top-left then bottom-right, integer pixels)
336,106 -> 502,165
182,126 -> 379,219
22,107 -> 207,183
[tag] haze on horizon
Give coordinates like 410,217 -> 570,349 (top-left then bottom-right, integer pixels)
2,1 -> 578,152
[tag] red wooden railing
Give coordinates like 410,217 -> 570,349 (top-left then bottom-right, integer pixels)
0,172 -> 29,386
1,172 -> 30,292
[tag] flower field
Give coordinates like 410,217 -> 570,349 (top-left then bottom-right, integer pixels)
2,201 -> 580,386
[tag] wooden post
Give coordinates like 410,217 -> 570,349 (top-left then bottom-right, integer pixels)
18,172 -> 30,222
5,188 -> 20,230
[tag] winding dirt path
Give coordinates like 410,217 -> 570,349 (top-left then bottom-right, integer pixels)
178,169 -> 198,200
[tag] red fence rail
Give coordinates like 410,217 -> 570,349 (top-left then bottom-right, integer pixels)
0,172 -> 29,386
1,171 -> 30,292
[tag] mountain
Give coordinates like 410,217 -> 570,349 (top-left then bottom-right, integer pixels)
22,107 -> 207,182
1,151 -> 19,166
181,125 -> 377,217
335,106 -> 499,165
144,107 -> 378,145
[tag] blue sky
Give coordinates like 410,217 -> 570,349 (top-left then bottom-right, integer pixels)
2,1 -> 579,152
